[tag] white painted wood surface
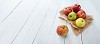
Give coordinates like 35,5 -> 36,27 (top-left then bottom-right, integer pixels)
0,0 -> 100,44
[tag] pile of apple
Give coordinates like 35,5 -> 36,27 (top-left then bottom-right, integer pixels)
63,4 -> 86,28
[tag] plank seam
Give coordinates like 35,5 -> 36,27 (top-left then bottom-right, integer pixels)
10,9 -> 31,44
32,8 -> 49,44
0,1 -> 22,24
10,0 -> 41,44
47,0 -> 63,43
81,33 -> 84,44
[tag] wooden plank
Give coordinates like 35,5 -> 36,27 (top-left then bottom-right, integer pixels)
0,0 -> 40,44
11,0 -> 50,44
45,0 -> 66,44
33,0 -> 65,44
88,0 -> 100,13
76,0 -> 100,44
0,0 -> 21,24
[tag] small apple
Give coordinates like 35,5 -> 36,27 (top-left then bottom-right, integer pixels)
63,7 -> 72,16
72,4 -> 81,13
68,12 -> 77,21
75,18 -> 86,28
77,9 -> 86,18
57,25 -> 69,37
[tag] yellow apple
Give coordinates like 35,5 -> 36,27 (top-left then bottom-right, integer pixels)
75,18 -> 86,28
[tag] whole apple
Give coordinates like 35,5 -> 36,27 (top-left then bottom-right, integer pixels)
72,4 -> 81,13
68,12 -> 77,21
75,18 -> 86,28
77,10 -> 86,18
57,25 -> 69,37
63,7 -> 72,16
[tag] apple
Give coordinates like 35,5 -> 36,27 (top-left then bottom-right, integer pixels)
68,12 -> 77,21
63,7 -> 72,16
72,4 -> 81,13
57,25 -> 69,37
77,9 -> 86,18
75,18 -> 86,28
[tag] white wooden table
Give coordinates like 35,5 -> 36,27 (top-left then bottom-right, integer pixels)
0,0 -> 100,44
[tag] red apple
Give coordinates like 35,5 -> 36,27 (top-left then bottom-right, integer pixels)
77,9 -> 86,18
72,4 -> 81,13
63,7 -> 72,16
57,25 -> 69,37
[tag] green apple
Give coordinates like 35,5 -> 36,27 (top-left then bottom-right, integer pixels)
75,18 -> 86,28
68,12 -> 77,21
